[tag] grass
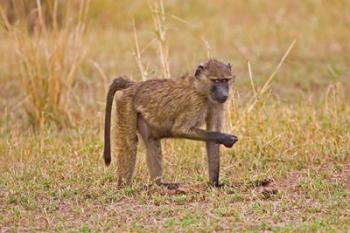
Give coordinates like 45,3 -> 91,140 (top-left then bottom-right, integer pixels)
1,0 -> 89,128
1,0 -> 350,232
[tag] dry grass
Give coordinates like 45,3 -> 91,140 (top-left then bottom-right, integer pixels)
1,0 -> 89,128
0,0 -> 350,232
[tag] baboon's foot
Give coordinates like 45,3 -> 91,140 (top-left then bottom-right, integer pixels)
209,182 -> 224,188
159,182 -> 181,190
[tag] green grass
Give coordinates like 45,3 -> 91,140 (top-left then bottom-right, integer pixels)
1,0 -> 350,232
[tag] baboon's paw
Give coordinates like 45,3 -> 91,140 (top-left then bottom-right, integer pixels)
160,182 -> 181,190
222,134 -> 238,148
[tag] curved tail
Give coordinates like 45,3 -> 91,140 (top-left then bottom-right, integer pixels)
103,76 -> 134,166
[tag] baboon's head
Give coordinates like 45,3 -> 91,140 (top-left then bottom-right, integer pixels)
194,59 -> 235,103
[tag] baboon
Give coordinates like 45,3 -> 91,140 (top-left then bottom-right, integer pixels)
103,59 -> 238,188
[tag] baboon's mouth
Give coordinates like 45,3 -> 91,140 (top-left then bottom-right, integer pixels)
209,95 -> 227,104
216,97 -> 228,103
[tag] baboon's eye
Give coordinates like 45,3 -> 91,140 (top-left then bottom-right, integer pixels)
221,79 -> 229,82
211,79 -> 230,83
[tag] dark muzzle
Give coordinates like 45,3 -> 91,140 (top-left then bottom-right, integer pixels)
212,83 -> 229,103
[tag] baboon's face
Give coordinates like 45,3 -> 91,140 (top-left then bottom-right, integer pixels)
195,59 -> 235,103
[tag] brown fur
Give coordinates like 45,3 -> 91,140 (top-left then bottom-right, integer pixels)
103,76 -> 135,166
103,59 -> 237,187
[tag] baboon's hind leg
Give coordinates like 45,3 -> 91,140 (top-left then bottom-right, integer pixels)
137,116 -> 162,184
137,116 -> 179,189
114,93 -> 138,186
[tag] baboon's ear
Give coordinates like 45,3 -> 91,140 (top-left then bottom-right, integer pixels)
227,63 -> 231,71
195,64 -> 205,77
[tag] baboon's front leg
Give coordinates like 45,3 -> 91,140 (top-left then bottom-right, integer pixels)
206,142 -> 220,187
172,128 -> 237,147
206,106 -> 224,187
171,111 -> 236,147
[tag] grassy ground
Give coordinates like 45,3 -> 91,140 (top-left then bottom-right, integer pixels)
1,1 -> 350,232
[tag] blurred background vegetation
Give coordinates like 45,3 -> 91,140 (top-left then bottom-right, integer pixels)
1,0 -> 349,129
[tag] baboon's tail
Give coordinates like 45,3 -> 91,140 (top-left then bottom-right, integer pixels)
103,77 -> 134,166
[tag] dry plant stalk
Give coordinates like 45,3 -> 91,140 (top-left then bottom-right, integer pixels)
132,18 -> 147,81
1,0 -> 90,129
134,1 -> 190,80
246,40 -> 296,113
150,0 -> 170,79
247,61 -> 257,100
201,37 -> 212,59
230,40 -> 296,131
